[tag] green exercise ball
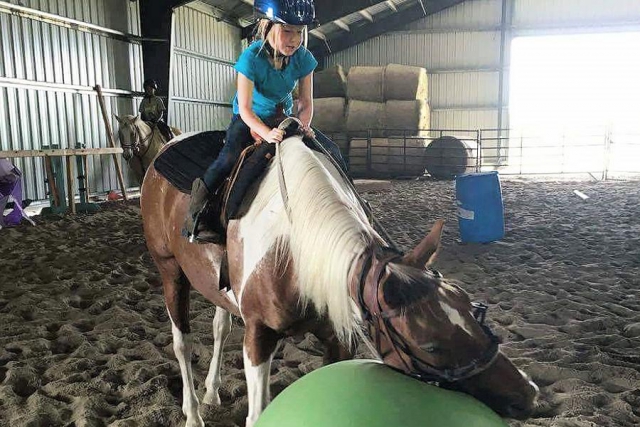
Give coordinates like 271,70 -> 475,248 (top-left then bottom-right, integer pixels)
255,360 -> 508,427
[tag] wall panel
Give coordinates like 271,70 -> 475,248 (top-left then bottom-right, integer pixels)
0,0 -> 143,199
169,1 -> 241,132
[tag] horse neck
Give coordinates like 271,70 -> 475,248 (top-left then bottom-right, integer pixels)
134,120 -> 152,141
267,139 -> 378,344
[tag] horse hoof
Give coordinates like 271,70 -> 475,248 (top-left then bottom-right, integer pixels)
203,391 -> 221,406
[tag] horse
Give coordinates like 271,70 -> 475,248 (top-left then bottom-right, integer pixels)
140,132 -> 539,427
114,114 -> 181,184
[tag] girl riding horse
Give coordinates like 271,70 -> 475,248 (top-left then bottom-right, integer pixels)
185,0 -> 344,242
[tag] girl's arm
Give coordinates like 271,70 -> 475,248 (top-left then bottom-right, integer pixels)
237,73 -> 283,143
296,73 -> 314,133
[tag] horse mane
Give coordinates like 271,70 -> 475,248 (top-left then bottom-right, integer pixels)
248,137 -> 379,344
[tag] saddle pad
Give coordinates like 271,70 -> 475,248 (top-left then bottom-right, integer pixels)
153,131 -> 226,194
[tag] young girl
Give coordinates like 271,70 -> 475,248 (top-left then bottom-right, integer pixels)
187,0 -> 338,241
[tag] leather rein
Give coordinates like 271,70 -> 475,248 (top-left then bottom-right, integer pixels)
352,246 -> 501,384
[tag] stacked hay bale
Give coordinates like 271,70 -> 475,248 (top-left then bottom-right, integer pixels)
345,64 -> 430,177
349,137 -> 431,176
310,65 -> 349,155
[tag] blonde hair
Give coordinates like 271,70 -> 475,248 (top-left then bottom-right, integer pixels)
255,19 -> 308,67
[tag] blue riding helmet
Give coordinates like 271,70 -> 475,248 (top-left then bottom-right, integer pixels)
254,0 -> 316,26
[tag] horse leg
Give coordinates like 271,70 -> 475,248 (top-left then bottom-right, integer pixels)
202,307 -> 232,405
316,329 -> 354,365
162,263 -> 204,427
243,322 -> 281,427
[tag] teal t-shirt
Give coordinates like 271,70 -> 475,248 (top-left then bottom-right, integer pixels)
232,40 -> 318,120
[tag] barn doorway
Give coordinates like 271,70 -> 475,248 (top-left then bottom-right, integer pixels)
508,32 -> 640,175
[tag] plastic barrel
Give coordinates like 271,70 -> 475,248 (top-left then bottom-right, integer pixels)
456,171 -> 505,243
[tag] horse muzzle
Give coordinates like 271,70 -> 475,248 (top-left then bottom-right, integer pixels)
122,148 -> 133,161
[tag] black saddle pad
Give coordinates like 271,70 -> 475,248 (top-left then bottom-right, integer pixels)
153,131 -> 226,194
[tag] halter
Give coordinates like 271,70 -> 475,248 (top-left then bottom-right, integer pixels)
120,120 -> 154,159
353,246 -> 501,384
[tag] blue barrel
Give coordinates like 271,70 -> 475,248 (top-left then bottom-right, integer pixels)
456,171 -> 504,243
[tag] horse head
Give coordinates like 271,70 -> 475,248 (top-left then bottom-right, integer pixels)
114,114 -> 150,161
354,220 -> 538,419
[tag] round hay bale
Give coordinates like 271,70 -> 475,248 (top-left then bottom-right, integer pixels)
312,97 -> 347,133
384,64 -> 428,101
385,100 -> 430,137
330,133 -> 349,156
388,137 -> 429,176
348,138 -> 383,176
347,66 -> 385,103
346,100 -> 386,137
255,360 -> 508,427
314,65 -> 347,98
425,136 -> 476,180
348,137 -> 429,177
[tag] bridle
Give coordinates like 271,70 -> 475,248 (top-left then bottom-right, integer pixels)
352,246 -> 501,384
119,120 -> 154,159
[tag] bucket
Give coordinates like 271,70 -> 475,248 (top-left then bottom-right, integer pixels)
456,171 -> 504,243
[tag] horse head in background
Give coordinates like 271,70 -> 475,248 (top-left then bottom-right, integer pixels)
140,131 -> 538,427
114,114 -> 181,184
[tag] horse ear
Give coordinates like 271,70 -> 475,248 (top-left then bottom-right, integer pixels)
402,219 -> 445,268
114,114 -> 123,124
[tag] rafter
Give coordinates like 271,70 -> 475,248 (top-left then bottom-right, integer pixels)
334,19 -> 350,32
359,10 -> 374,22
386,0 -> 397,12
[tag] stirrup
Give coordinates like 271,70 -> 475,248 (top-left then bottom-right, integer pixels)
186,200 -> 226,244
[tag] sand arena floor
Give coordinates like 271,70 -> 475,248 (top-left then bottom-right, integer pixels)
1,179 -> 639,426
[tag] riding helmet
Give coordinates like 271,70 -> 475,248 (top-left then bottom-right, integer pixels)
254,0 -> 316,26
143,79 -> 158,90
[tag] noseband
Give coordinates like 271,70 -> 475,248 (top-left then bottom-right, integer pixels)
353,247 -> 500,384
120,122 -> 153,158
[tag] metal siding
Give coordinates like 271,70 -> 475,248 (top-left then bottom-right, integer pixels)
430,71 -> 499,108
514,0 -> 640,29
431,109 -> 498,130
170,2 -> 241,132
328,30 -> 500,70
405,0 -> 502,31
0,0 -> 143,199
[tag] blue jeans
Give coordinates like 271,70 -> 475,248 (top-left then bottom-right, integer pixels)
202,116 -> 252,191
202,116 -> 347,191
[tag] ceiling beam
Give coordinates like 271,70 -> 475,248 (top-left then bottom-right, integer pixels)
359,10 -> 374,22
386,0 -> 397,12
310,0 -> 467,59
334,19 -> 350,32
316,0 -> 387,25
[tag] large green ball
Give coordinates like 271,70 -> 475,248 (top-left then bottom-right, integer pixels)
256,360 -> 508,427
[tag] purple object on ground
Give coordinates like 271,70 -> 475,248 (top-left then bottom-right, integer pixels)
0,158 -> 34,227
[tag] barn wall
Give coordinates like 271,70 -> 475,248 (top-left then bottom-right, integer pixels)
0,0 -> 143,199
325,0 -> 640,133
169,1 -> 241,132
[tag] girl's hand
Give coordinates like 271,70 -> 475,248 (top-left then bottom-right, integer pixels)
302,125 -> 315,139
266,128 -> 285,144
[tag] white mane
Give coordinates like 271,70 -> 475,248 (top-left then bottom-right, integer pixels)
245,136 -> 380,343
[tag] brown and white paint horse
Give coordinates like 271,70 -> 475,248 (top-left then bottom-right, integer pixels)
140,135 -> 538,427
